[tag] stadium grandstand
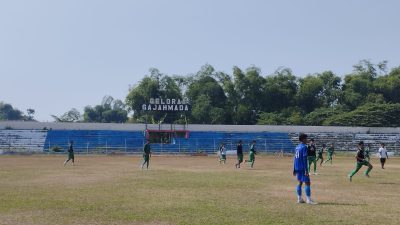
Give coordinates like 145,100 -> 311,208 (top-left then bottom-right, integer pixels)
0,121 -> 400,155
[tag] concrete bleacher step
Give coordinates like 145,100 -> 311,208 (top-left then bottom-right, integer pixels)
0,130 -> 47,152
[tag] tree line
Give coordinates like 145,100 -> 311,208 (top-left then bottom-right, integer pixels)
1,60 -> 400,127
126,60 -> 400,127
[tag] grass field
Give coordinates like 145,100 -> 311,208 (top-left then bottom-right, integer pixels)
1,155 -> 399,225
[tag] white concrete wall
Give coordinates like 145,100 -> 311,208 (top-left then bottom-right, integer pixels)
1,121 -> 400,134
0,130 -> 47,152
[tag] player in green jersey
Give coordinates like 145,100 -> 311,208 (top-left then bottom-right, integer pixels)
348,141 -> 373,182
141,140 -> 152,170
64,140 -> 75,166
324,143 -> 334,164
307,139 -> 317,175
245,140 -> 257,168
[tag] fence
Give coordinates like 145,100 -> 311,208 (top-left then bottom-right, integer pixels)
1,132 -> 400,155
44,137 -> 295,154
0,136 -> 294,154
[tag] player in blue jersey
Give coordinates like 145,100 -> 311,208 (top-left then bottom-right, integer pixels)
293,133 -> 317,204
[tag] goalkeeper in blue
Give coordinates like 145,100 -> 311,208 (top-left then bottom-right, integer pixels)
293,133 -> 317,205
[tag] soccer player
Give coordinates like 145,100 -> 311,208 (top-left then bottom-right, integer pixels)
235,140 -> 244,168
64,140 -> 75,166
348,141 -> 373,182
316,144 -> 325,166
141,140 -> 151,170
307,139 -> 317,175
245,140 -> 257,168
293,133 -> 317,204
324,143 -> 334,164
219,143 -> 227,164
365,143 -> 371,162
378,143 -> 389,169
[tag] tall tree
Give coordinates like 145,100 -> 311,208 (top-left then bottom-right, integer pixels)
186,68 -> 228,124
0,102 -> 24,120
374,66 -> 400,103
263,68 -> 298,112
126,68 -> 183,123
340,60 -> 385,109
26,109 -> 35,121
51,108 -> 81,122
317,71 -> 342,107
83,96 -> 128,123
296,75 -> 324,112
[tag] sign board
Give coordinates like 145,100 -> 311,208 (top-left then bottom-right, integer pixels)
142,98 -> 190,112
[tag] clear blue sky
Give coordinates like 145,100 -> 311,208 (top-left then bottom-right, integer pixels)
1,0 -> 399,121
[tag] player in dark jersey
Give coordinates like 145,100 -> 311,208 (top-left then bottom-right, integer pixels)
316,144 -> 325,166
293,133 -> 317,204
307,139 -> 317,175
141,140 -> 152,170
348,141 -> 373,182
64,140 -> 75,166
235,140 -> 244,169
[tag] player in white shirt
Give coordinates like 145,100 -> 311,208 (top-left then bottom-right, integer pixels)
378,143 -> 389,169
219,143 -> 227,164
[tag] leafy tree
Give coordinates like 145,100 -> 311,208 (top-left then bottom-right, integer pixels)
26,108 -> 35,121
341,60 -> 387,109
186,66 -> 228,124
263,68 -> 298,112
126,68 -> 182,123
317,71 -> 342,107
296,75 -> 324,112
227,66 -> 266,124
187,76 -> 226,108
191,94 -> 212,124
374,67 -> 400,103
52,108 -> 81,122
0,102 -> 24,120
341,74 -> 374,109
83,96 -> 128,123
257,112 -> 285,125
304,107 -> 345,126
324,103 -> 400,127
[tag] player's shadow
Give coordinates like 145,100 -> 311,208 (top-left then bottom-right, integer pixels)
318,202 -> 366,206
377,182 -> 397,185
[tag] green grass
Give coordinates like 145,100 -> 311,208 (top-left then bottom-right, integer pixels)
0,155 -> 399,225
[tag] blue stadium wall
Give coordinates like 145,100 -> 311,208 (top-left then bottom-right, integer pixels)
2,122 -> 400,154
42,130 -> 294,154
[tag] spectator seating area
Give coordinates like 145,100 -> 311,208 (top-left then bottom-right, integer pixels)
150,131 -> 295,154
44,130 -> 144,153
0,128 -> 399,154
290,132 -> 400,152
0,130 -> 47,152
43,130 -> 294,154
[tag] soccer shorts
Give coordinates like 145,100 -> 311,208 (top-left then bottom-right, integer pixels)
143,154 -> 150,162
357,160 -> 371,167
68,153 -> 74,160
237,154 -> 243,162
295,170 -> 310,182
307,156 -> 316,162
220,155 -> 226,160
380,158 -> 386,164
249,152 -> 255,161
